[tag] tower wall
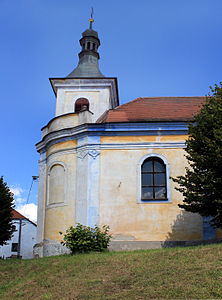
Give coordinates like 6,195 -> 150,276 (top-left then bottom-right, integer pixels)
56,88 -> 109,122
51,78 -> 119,123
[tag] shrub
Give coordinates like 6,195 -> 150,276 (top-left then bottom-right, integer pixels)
60,223 -> 112,254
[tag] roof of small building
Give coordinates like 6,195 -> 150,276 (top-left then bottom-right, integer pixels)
11,209 -> 37,226
96,96 -> 206,123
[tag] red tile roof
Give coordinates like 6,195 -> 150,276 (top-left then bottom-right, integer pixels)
11,209 -> 37,226
96,97 -> 206,123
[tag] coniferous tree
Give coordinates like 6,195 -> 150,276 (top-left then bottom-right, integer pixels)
173,83 -> 222,228
0,176 -> 15,246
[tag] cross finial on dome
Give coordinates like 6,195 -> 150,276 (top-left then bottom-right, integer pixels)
89,7 -> 94,29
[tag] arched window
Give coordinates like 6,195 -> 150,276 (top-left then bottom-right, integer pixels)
74,98 -> 89,113
141,157 -> 167,201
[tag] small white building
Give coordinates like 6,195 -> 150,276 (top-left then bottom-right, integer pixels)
0,209 -> 37,259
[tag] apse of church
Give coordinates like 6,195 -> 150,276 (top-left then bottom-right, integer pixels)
34,17 -> 222,257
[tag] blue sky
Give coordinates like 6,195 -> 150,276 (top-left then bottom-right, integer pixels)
1,0 -> 222,221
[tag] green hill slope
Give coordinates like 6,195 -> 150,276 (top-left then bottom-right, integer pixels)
0,244 -> 222,299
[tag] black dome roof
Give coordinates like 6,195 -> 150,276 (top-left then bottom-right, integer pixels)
82,29 -> 98,38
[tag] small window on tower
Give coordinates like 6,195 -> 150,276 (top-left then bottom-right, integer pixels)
74,98 -> 90,112
87,42 -> 90,50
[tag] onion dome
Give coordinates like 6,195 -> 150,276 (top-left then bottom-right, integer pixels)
67,15 -> 104,78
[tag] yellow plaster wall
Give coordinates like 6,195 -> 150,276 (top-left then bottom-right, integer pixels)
47,140 -> 77,157
101,135 -> 188,144
45,206 -> 73,241
44,148 -> 77,241
43,135 -> 208,244
99,146 -> 202,242
48,114 -> 79,134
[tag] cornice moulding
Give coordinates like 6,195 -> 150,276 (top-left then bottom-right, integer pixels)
36,122 -> 188,153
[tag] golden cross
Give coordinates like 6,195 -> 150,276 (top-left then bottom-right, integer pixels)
89,7 -> 94,29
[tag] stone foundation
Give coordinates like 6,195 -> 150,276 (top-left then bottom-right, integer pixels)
109,239 -> 222,251
33,242 -> 70,258
34,239 -> 222,258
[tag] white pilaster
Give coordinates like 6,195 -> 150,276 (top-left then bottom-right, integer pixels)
75,136 -> 100,227
36,152 -> 46,243
76,137 -> 89,225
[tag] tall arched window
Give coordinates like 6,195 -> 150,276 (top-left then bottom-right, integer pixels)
141,157 -> 167,201
74,98 -> 89,113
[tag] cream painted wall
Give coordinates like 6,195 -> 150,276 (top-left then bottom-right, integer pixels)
41,135 -> 203,245
99,136 -> 203,242
48,114 -> 79,134
56,89 -> 110,122
44,142 -> 77,242
101,135 -> 188,144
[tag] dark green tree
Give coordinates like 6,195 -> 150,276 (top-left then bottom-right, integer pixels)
0,176 -> 15,246
173,83 -> 222,228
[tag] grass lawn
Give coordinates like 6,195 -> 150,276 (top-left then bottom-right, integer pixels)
0,243 -> 222,299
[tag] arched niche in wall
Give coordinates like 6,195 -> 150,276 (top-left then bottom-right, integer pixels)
74,98 -> 90,112
48,163 -> 65,205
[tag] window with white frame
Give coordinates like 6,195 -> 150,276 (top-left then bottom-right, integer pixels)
141,157 -> 167,201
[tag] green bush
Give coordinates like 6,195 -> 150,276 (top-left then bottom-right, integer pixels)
60,223 -> 112,254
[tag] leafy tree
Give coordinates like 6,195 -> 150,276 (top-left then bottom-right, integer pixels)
173,83 -> 222,228
0,176 -> 15,246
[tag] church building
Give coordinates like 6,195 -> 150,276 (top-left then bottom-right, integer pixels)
34,18 -> 222,257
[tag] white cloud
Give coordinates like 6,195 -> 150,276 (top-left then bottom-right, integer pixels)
10,186 -> 26,207
10,187 -> 24,197
15,197 -> 26,204
10,185 -> 38,223
17,203 -> 37,223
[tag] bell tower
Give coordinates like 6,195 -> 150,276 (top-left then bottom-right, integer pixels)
50,14 -> 119,123
35,15 -> 119,257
